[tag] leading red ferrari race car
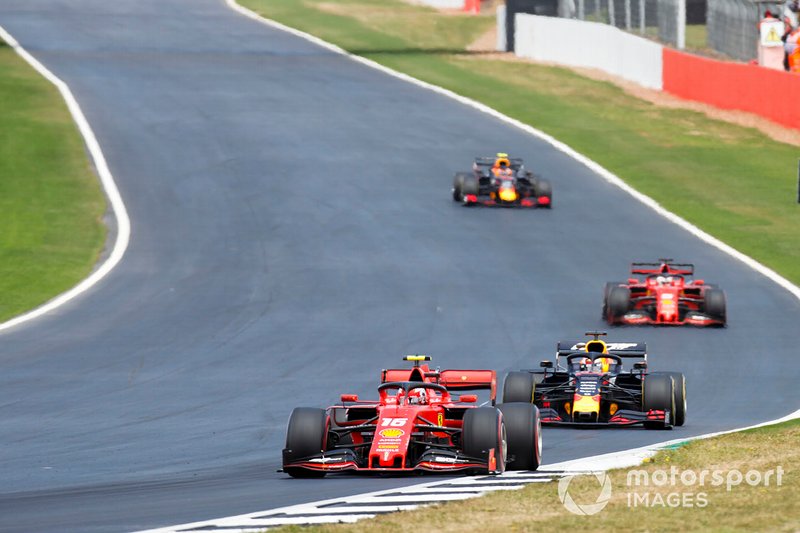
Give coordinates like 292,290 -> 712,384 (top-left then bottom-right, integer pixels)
451,153 -> 552,208
282,356 -> 542,477
603,259 -> 727,327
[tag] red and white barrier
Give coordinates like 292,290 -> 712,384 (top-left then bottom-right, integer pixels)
513,14 -> 800,130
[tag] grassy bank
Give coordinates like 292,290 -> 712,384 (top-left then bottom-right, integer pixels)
0,39 -> 106,322
239,0 -> 800,286
277,419 -> 799,532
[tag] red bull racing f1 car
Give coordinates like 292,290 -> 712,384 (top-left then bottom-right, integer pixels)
282,356 -> 542,477
603,259 -> 726,327
451,153 -> 552,208
503,332 -> 686,429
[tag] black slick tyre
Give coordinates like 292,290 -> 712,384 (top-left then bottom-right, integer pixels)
534,178 -> 552,207
703,288 -> 727,326
452,172 -> 468,201
502,372 -> 535,403
283,407 -> 328,478
607,286 -> 631,324
498,402 -> 541,471
643,374 -> 675,430
462,407 -> 506,473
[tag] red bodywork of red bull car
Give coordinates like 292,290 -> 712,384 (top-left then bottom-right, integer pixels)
282,356 -> 542,477
603,260 -> 726,327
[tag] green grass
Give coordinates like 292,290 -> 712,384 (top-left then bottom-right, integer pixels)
277,419 -> 800,532
240,0 -> 800,286
0,41 -> 106,321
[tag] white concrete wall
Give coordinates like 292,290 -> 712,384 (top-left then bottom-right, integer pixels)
415,0 -> 465,9
514,15 -> 663,90
496,5 -> 507,51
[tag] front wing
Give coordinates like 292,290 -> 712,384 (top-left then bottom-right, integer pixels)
613,310 -> 724,327
540,407 -> 672,428
282,448 -> 499,474
462,193 -> 551,208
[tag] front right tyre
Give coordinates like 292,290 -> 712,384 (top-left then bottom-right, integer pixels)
283,407 -> 328,478
462,407 -> 506,473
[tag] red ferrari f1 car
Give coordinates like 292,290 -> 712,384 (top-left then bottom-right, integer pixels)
282,356 -> 542,477
451,153 -> 552,208
503,332 -> 686,429
603,259 -> 726,326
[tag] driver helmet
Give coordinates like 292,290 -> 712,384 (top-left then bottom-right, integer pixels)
494,153 -> 511,168
579,357 -> 592,371
408,388 -> 427,405
593,358 -> 610,373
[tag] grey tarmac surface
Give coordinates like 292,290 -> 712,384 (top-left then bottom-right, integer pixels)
0,1 -> 798,531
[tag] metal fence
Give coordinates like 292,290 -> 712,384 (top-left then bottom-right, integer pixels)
562,0 -> 686,47
510,0 -> 786,60
707,0 -> 783,60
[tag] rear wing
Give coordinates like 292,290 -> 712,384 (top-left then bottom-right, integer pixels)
557,341 -> 647,359
631,259 -> 694,276
380,368 -> 496,402
439,369 -> 496,395
474,157 -> 524,170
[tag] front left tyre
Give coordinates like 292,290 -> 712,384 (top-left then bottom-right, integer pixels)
502,371 -> 535,404
498,402 -> 542,471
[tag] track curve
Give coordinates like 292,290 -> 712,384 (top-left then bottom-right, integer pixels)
0,1 -> 798,531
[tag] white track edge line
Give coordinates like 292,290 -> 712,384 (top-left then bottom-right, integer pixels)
148,2 -> 800,530
0,26 -> 130,333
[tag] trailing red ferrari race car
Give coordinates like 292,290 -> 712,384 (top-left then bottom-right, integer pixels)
451,153 -> 552,208
282,356 -> 542,477
603,259 -> 726,326
503,332 -> 686,429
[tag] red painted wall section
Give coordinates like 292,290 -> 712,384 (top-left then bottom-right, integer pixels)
663,48 -> 800,131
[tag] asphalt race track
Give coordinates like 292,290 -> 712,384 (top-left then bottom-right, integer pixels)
0,1 -> 798,531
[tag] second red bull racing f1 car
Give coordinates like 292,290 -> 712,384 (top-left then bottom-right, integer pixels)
503,332 -> 686,429
282,356 -> 542,477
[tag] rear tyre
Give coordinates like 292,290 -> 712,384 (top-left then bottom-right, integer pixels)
534,178 -> 552,207
703,288 -> 727,326
502,372 -> 535,403
463,407 -> 506,473
452,172 -> 468,201
606,286 -> 631,324
602,282 -> 624,319
283,407 -> 328,478
498,403 -> 542,471
643,374 -> 675,430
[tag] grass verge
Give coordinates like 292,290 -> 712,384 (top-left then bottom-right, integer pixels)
0,39 -> 106,322
276,419 -> 800,532
239,0 -> 800,285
